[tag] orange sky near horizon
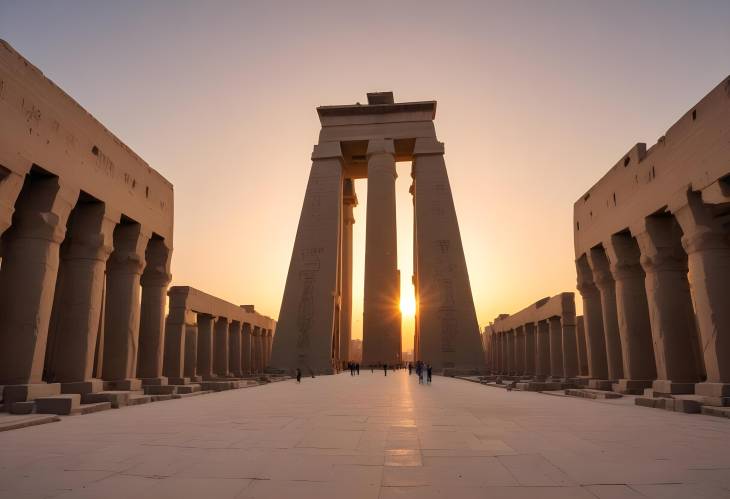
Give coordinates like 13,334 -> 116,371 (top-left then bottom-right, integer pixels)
2,1 -> 728,353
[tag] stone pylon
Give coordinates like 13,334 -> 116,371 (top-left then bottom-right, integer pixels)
270,92 -> 484,374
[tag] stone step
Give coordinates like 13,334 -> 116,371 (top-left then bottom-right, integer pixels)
565,389 -> 623,400
82,391 -> 131,408
35,394 -> 81,415
516,381 -> 566,392
201,380 -> 239,392
143,385 -> 178,396
172,390 -> 213,399
174,384 -> 202,394
701,406 -> 730,419
71,402 -> 111,415
150,394 -> 174,402
9,401 -> 36,415
127,394 -> 152,406
0,414 -> 60,432
635,396 -> 701,413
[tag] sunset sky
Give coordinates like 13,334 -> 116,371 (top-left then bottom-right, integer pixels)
2,1 -> 728,352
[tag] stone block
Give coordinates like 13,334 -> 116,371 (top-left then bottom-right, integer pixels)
61,379 -> 104,395
701,406 -> 730,419
150,394 -> 174,402
9,401 -> 35,414
175,384 -> 201,394
168,377 -> 190,385
72,402 -> 111,415
652,380 -> 695,395
127,394 -> 152,406
82,391 -> 131,409
35,394 -> 81,415
171,390 -> 212,399
140,377 -> 169,387
103,379 -> 142,391
612,379 -> 653,395
143,385 -> 177,395
566,389 -> 622,400
672,398 -> 701,414
636,397 -> 665,409
2,383 -> 61,405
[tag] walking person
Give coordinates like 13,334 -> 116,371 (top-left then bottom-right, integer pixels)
296,368 -> 302,383
427,364 -> 432,384
384,363 -> 388,376
408,363 -> 413,375
356,363 -> 360,375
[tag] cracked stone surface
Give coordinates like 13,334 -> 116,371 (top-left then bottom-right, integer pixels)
1,371 -> 730,498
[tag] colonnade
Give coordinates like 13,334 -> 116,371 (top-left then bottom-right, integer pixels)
164,287 -> 275,383
0,40 -> 175,405
483,293 -> 586,384
574,76 -> 730,402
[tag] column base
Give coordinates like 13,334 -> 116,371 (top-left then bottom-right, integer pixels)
694,382 -> 730,407
61,379 -> 105,395
140,376 -> 169,386
652,379 -> 695,396
588,379 -> 614,391
612,379 -> 653,395
168,377 -> 191,385
1,383 -> 61,405
104,378 -> 142,391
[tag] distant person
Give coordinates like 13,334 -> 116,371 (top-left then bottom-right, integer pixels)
350,362 -> 354,376
356,363 -> 360,375
408,363 -> 413,375
427,364 -> 432,384
384,363 -> 388,376
418,365 -> 423,384
296,368 -> 302,383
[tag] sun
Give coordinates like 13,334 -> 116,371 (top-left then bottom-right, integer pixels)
400,293 -> 416,316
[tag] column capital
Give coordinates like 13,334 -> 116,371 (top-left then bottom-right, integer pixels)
108,223 -> 151,275
604,233 -> 643,281
631,216 -> 688,273
366,138 -> 395,158
11,177 -> 79,243
64,203 -> 120,262
575,255 -> 600,297
670,189 -> 730,255
587,247 -> 614,289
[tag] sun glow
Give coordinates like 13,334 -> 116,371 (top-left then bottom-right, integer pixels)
400,292 -> 416,317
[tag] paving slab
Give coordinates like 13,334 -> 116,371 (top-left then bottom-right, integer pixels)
0,371 -> 729,498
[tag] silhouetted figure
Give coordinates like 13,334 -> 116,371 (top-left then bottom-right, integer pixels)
296,368 -> 302,383
427,365 -> 432,384
384,363 -> 388,376
408,363 -> 413,375
356,363 -> 360,375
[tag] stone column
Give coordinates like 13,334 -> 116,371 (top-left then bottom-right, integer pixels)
505,331 -> 514,375
671,190 -> 730,403
164,306 -> 195,384
183,322 -> 199,381
524,322 -> 536,376
412,138 -> 484,371
269,142 -> 343,374
214,317 -> 231,377
535,321 -> 550,380
252,326 -> 262,373
362,138 -> 400,366
576,316 -> 589,376
340,180 -> 357,364
196,314 -> 215,380
548,317 -> 564,379
266,330 -> 274,367
561,319 -> 579,379
229,321 -> 243,377
242,322 -> 252,375
576,255 -> 609,381
514,326 -> 525,376
497,332 -> 505,374
0,176 -> 78,401
44,202 -> 118,394
604,233 -> 656,394
138,238 -> 172,385
102,223 -> 150,390
632,216 -> 702,395
587,246 -> 624,382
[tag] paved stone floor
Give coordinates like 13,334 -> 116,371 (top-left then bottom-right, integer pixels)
1,371 -> 730,499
